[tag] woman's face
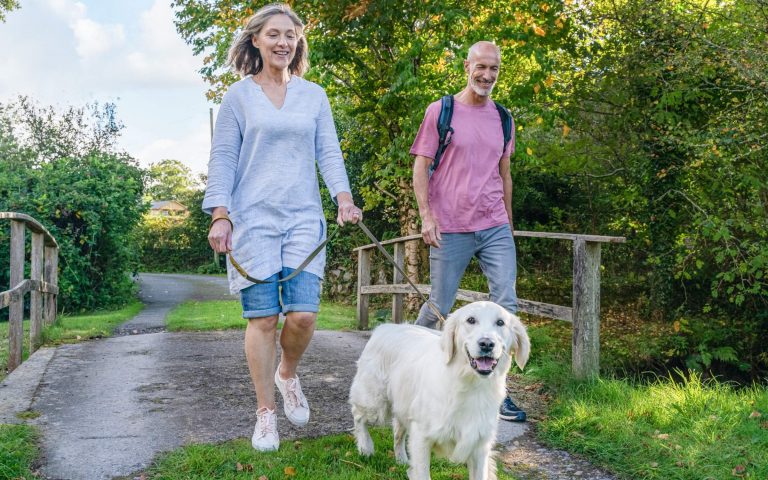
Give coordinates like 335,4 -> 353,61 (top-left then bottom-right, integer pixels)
252,14 -> 298,73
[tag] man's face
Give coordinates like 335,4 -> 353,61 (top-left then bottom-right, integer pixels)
465,48 -> 501,97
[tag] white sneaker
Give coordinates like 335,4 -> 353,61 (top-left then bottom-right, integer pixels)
274,366 -> 310,426
252,407 -> 279,451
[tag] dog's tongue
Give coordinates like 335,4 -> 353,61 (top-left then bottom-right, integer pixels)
475,357 -> 496,370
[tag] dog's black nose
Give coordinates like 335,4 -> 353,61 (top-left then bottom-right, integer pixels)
478,338 -> 495,352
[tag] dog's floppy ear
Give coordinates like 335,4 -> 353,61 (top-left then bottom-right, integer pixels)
508,313 -> 531,370
440,313 -> 458,364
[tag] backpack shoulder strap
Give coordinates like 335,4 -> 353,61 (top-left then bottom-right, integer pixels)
494,101 -> 513,155
432,95 -> 454,173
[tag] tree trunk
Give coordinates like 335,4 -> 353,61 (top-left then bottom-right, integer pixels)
398,178 -> 422,313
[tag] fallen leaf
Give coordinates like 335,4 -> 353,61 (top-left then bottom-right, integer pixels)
236,463 -> 243,472
732,464 -> 746,476
259,476 -> 268,480
526,147 -> 534,156
650,462 -> 659,468
656,433 -> 670,440
749,411 -> 761,418
284,466 -> 297,476
533,83 -> 541,94
562,124 -> 571,137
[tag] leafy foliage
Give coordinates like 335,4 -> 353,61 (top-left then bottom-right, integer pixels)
0,98 -> 145,312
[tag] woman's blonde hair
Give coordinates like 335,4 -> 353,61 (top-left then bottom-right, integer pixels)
227,3 -> 309,77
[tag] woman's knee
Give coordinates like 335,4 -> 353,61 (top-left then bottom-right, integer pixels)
285,311 -> 316,330
247,315 -> 279,333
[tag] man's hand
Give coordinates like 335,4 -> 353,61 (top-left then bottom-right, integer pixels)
336,192 -> 363,226
421,213 -> 442,248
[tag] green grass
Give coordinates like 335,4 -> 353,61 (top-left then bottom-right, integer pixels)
166,300 -> 358,332
1,301 -> 143,381
537,373 -> 768,479
40,301 -> 144,345
0,424 -> 38,480
524,320 -> 768,480
140,428 -> 518,480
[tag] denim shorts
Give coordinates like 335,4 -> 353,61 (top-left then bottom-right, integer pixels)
240,267 -> 321,318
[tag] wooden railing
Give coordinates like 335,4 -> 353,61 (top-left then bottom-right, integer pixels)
1,212 -> 59,373
354,230 -> 625,379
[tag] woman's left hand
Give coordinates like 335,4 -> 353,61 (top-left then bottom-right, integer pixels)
336,192 -> 363,226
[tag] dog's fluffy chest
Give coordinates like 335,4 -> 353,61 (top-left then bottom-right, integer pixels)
421,384 -> 502,463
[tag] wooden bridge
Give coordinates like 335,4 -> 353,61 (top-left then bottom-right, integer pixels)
1,212 -> 59,372
354,230 -> 625,379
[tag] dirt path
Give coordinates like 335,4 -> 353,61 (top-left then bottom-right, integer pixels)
0,273 -> 616,480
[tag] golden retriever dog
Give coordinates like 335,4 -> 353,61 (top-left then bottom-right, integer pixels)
349,301 -> 530,480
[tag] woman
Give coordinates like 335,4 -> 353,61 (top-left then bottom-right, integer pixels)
203,3 -> 362,452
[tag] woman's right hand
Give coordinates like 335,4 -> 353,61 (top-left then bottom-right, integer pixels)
208,207 -> 233,253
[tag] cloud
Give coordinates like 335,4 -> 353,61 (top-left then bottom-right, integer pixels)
122,0 -> 204,87
130,120 -> 212,175
47,0 -> 125,59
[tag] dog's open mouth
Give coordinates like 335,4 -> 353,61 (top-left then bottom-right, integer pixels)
466,347 -> 498,376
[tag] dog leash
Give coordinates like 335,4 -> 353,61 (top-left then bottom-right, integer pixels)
224,219 -> 446,325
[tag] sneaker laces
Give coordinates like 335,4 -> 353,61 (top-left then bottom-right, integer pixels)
283,377 -> 308,410
255,407 -> 277,438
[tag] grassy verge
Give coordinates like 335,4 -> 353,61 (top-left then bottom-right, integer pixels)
166,300 -> 357,332
139,428 -> 517,480
0,424 -> 38,480
523,318 -> 768,480
1,301 -> 143,381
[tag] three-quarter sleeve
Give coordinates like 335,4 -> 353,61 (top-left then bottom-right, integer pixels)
314,91 -> 351,202
202,95 -> 242,214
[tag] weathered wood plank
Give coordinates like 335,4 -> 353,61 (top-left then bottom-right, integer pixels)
0,212 -> 58,248
572,239 -> 601,379
30,232 -> 44,352
391,242 -> 405,324
356,249 -> 371,329
353,231 -> 625,251
47,247 -> 59,324
360,284 -> 573,322
0,280 -> 60,309
8,220 -> 25,373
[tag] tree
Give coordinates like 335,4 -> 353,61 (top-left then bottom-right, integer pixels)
172,0 -> 571,289
0,0 -> 19,22
145,159 -> 200,202
0,98 -> 145,312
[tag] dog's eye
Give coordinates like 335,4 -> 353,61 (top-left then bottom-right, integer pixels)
466,316 -> 476,324
496,318 -> 505,327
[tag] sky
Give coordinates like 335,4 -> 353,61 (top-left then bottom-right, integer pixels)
0,0 -> 216,174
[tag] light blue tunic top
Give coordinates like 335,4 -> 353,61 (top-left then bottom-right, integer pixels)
202,75 -> 351,294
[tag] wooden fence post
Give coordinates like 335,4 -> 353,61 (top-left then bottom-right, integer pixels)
8,220 -> 25,372
30,232 -> 44,351
356,248 -> 371,329
572,238 -> 601,379
392,242 -> 405,324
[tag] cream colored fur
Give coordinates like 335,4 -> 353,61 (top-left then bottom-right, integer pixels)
349,301 -> 530,480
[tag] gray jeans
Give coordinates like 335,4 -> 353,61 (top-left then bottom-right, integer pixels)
415,224 -> 518,329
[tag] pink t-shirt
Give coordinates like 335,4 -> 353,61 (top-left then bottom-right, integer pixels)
410,98 -> 515,233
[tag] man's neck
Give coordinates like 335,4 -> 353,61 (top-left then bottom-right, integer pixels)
455,87 -> 491,106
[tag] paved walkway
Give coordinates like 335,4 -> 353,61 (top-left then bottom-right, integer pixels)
0,273 -> 613,480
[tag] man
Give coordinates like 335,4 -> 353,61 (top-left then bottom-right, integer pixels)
410,41 -> 525,422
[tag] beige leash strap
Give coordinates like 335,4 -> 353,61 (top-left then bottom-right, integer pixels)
226,219 -> 446,326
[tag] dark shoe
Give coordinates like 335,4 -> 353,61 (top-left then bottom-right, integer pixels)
499,396 -> 526,422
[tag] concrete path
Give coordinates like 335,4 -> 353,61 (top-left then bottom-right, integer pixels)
0,273 -> 612,480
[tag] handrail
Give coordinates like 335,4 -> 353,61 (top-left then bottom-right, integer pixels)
0,212 -> 58,248
354,230 -> 625,379
1,212 -> 59,373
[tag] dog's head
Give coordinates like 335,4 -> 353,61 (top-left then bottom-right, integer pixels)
440,301 -> 530,376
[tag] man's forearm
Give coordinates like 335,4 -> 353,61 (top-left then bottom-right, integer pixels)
413,155 -> 432,219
